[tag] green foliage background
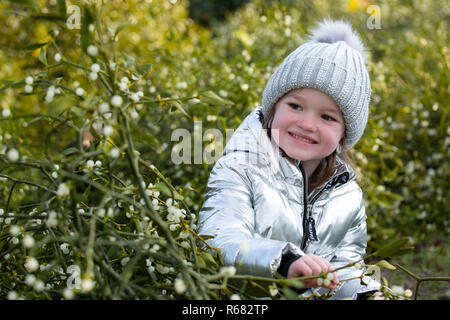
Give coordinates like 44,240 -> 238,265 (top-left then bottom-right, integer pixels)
0,0 -> 448,299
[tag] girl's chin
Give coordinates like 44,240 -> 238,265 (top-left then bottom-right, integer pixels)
282,149 -> 307,161
281,147 -> 323,166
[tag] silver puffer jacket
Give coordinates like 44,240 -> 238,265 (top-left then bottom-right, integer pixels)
198,108 -> 380,299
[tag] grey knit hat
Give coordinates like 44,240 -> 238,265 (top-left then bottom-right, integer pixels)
261,19 -> 371,149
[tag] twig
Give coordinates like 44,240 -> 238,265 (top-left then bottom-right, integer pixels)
395,263 -> 450,300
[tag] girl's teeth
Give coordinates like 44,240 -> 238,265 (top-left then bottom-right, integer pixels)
291,133 -> 314,143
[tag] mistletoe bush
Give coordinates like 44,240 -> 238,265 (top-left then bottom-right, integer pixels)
0,0 -> 448,300
0,0 -> 228,300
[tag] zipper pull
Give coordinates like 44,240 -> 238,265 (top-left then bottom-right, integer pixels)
306,217 -> 319,242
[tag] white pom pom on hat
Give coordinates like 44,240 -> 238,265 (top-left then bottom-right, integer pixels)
308,18 -> 367,62
261,19 -> 372,149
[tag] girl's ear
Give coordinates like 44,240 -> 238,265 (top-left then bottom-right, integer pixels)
337,137 -> 346,154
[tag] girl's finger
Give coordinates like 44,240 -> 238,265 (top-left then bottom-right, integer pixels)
312,255 -> 330,273
312,256 -> 339,289
305,258 -> 323,277
324,262 -> 339,285
297,259 -> 313,277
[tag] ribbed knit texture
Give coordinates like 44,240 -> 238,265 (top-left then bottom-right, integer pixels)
261,20 -> 371,149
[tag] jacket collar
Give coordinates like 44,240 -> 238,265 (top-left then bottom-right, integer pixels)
308,158 -> 356,201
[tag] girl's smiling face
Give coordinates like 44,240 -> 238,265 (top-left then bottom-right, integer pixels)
270,88 -> 345,174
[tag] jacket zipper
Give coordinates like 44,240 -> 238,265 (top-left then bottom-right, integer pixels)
298,163 -> 329,250
298,162 -> 354,250
299,163 -> 310,250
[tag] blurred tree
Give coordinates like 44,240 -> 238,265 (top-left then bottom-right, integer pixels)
187,0 -> 251,27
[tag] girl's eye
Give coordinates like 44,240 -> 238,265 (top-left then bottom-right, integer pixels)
322,114 -> 337,121
288,103 -> 302,110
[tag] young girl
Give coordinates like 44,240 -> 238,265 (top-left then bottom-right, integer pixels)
198,19 -> 380,299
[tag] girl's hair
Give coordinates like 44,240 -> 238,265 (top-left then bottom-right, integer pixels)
259,97 -> 353,191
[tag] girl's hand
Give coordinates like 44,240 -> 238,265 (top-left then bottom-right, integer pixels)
287,253 -> 339,290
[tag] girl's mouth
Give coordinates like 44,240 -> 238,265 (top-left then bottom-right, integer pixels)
288,132 -> 317,144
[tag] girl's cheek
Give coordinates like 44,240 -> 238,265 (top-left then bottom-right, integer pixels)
270,128 -> 282,145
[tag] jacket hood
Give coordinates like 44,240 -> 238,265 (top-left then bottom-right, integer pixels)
223,107 -> 273,156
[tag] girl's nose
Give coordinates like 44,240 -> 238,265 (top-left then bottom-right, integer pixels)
296,115 -> 317,132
